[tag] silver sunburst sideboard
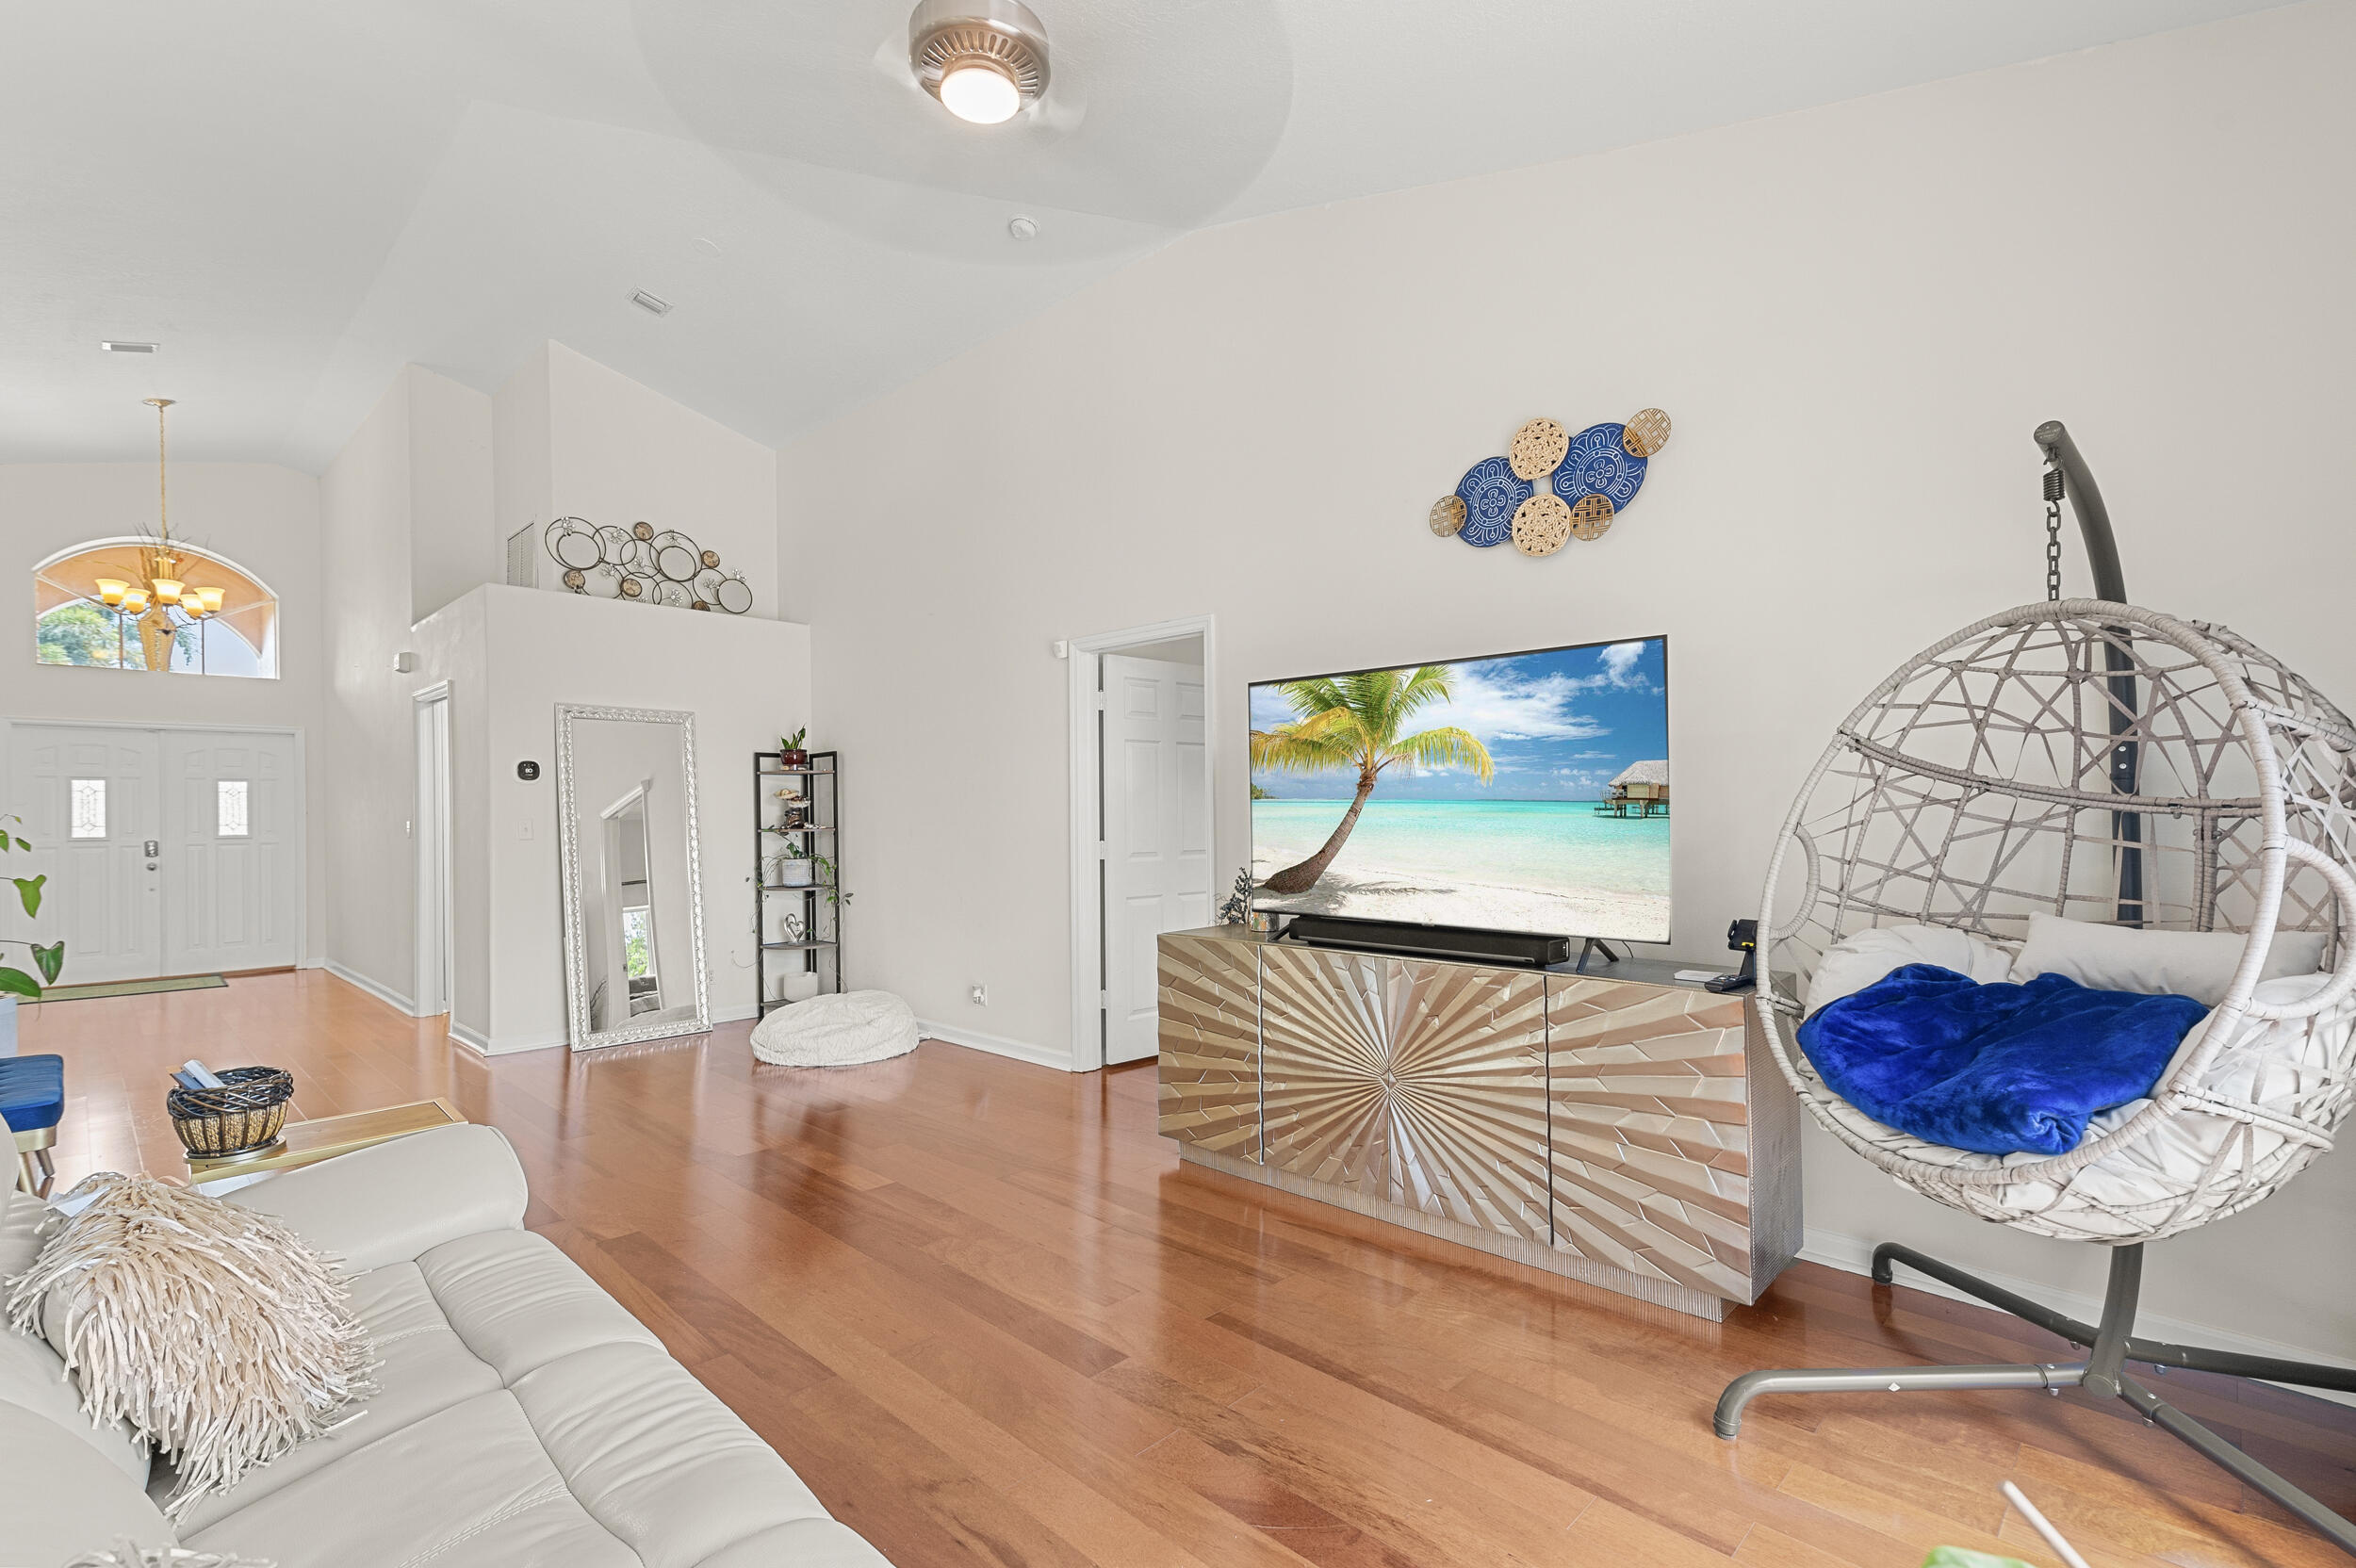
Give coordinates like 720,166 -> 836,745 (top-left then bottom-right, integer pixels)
1156,926 -> 1801,1320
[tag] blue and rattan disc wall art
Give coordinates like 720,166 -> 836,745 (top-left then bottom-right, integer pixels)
1431,409 -> 1671,556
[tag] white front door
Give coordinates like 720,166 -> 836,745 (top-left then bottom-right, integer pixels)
1,723 -> 301,985
5,726 -> 164,984
1101,655 -> 1211,1064
161,730 -> 300,974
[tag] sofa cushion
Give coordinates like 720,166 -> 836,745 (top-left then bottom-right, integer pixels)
164,1260 -> 504,1532
0,1396 -> 176,1567
176,1225 -> 886,1566
185,1388 -> 638,1568
225,1122 -> 531,1273
513,1340 -> 829,1568
418,1229 -> 662,1380
0,1179 -> 153,1485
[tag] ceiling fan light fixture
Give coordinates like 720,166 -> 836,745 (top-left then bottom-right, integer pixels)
940,61 -> 1021,123
910,0 -> 1048,124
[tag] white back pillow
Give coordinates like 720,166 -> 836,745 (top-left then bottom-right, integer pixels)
2011,912 -> 2327,1008
1806,923 -> 2017,1014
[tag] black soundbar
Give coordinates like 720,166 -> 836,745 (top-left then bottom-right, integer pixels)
1277,915 -> 1571,969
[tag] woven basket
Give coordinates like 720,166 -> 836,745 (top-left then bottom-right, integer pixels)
169,1067 -> 295,1158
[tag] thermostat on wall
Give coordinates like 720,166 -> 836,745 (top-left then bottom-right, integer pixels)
516,760 -> 541,781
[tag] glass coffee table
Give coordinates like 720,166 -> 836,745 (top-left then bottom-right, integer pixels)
186,1097 -> 465,1184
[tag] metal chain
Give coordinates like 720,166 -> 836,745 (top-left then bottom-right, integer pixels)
2042,454 -> 2065,601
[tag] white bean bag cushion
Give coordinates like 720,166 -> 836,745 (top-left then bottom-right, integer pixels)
749,990 -> 919,1068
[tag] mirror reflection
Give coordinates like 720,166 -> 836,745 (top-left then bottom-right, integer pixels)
559,708 -> 707,1047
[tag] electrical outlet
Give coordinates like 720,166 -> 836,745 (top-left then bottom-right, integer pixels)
969,984 -> 988,1006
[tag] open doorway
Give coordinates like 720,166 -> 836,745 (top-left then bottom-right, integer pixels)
1066,615 -> 1217,1070
413,684 -> 453,1018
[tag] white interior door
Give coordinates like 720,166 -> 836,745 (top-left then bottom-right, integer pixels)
1100,655 -> 1211,1064
414,694 -> 452,1016
160,730 -> 300,975
4,725 -> 163,984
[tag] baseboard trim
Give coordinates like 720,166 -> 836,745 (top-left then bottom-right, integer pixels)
1802,1226 -> 2356,1408
322,961 -> 417,1017
916,1018 -> 1074,1071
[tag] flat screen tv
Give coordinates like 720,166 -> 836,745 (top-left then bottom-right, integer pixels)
1249,635 -> 1669,944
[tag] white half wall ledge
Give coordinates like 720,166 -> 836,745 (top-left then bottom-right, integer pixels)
1801,1226 -> 2356,1410
323,960 -> 417,1018
915,1019 -> 1080,1072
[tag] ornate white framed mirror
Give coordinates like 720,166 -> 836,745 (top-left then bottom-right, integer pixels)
555,703 -> 710,1050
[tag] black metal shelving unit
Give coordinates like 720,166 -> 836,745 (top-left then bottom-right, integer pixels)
753,748 -> 840,1014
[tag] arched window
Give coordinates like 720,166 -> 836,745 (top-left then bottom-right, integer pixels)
33,540 -> 279,678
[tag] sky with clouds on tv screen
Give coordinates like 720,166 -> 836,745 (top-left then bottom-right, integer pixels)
1249,638 -> 1666,802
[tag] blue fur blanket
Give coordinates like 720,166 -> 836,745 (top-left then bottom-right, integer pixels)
1796,964 -> 2208,1156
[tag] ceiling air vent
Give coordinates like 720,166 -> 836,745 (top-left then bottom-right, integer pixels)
630,289 -> 673,317
101,340 -> 158,353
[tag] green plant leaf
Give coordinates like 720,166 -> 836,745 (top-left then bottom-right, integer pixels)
31,941 -> 64,984
11,839 -> 25,852
0,967 -> 40,999
11,874 -> 43,919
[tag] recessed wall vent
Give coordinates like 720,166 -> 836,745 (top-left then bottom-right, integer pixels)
505,523 -> 537,588
101,340 -> 158,353
629,289 -> 673,317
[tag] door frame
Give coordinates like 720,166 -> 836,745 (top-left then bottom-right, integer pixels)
1064,612 -> 1218,1073
412,683 -> 454,1018
0,716 -> 309,974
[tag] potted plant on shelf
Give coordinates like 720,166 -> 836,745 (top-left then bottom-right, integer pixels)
772,851 -> 815,888
778,727 -> 810,769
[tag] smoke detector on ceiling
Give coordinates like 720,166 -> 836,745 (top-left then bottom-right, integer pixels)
908,0 -> 1049,125
630,289 -> 674,317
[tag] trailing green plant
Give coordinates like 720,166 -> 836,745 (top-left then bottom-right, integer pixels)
0,813 -> 63,998
812,853 -> 852,907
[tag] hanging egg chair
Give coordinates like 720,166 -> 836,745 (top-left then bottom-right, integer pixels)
1715,426 -> 2356,1552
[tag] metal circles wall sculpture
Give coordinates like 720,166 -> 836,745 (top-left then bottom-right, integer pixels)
544,517 -> 754,613
1431,408 -> 1671,558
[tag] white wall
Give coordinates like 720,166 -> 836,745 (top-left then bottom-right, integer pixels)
492,342 -> 554,589
497,342 -> 779,614
409,368 -> 497,622
319,365 -> 497,1011
1,460 -> 329,966
776,7 -> 2356,1360
417,585 -> 810,1053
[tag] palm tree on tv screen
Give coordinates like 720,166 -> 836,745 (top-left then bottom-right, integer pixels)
1251,666 -> 1493,894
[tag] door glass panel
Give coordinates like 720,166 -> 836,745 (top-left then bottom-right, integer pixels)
70,778 -> 106,838
217,779 -> 250,837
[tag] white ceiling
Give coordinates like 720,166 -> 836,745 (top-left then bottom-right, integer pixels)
0,0 -> 2294,470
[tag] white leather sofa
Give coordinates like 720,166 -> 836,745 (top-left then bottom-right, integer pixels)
1,1123 -> 891,1568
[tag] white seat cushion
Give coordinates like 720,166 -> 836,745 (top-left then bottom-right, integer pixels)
1804,923 -> 2017,1014
177,1228 -> 887,1566
2010,911 -> 2329,1007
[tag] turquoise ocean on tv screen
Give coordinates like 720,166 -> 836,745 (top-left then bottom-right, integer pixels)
1250,799 -> 1670,897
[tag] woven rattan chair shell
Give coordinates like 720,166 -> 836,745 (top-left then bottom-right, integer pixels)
1758,600 -> 2356,1243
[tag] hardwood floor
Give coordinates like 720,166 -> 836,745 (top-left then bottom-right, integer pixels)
23,969 -> 2356,1567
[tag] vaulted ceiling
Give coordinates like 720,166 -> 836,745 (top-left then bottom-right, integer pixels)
0,0 -> 2292,469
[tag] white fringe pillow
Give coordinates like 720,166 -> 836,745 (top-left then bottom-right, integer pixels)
5,1172 -> 376,1518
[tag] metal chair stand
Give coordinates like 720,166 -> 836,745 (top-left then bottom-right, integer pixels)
14,1125 -> 55,1197
1715,1242 -> 2356,1556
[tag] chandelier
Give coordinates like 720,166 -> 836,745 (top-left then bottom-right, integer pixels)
90,399 -> 228,671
